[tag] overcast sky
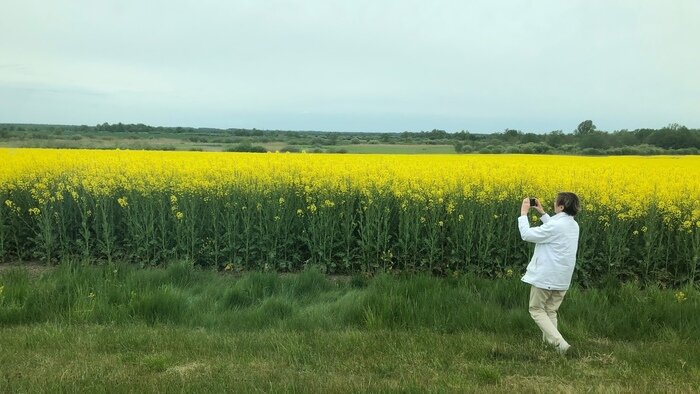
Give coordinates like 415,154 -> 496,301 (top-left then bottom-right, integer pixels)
1,0 -> 698,133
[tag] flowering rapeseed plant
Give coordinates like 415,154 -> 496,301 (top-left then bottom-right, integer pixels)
675,291 -> 687,303
0,149 -> 697,283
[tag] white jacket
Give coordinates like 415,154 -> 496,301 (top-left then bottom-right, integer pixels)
518,212 -> 580,290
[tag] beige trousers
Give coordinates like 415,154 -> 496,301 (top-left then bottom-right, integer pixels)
528,286 -> 569,348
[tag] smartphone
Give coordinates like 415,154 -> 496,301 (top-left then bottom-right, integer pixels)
529,198 -> 537,207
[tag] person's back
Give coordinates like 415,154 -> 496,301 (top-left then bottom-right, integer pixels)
520,211 -> 579,290
518,192 -> 581,355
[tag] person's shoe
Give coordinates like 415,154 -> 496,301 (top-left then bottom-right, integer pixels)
556,342 -> 570,355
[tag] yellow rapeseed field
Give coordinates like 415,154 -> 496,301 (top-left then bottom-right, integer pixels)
1,148 -> 698,284
2,148 -> 698,222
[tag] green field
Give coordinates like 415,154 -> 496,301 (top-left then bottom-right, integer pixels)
3,325 -> 698,392
0,132 -> 457,154
1,262 -> 698,392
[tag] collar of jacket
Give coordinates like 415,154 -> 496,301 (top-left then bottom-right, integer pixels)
551,212 -> 571,220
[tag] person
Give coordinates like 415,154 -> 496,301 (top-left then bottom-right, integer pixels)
518,192 -> 580,355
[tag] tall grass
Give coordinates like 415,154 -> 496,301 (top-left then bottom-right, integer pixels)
1,262 -> 697,341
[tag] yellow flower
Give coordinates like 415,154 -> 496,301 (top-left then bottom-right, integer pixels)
675,291 -> 687,303
117,197 -> 128,208
28,207 -> 41,216
175,211 -> 184,220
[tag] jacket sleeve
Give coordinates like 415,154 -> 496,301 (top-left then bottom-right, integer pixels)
518,215 -> 556,244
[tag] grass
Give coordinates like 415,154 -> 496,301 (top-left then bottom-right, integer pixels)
0,261 -> 699,392
2,325 -> 698,392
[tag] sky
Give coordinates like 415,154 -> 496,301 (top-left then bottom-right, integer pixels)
1,0 -> 698,133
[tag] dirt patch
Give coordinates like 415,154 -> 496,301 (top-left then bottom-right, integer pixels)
166,362 -> 208,376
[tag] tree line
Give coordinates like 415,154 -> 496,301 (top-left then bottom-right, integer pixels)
1,120 -> 698,155
452,121 -> 699,155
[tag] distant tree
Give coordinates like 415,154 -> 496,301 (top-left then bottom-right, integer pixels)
610,129 -> 638,147
427,129 -> 448,139
633,128 -> 655,142
579,131 -> 608,149
225,142 -> 267,153
520,142 -> 551,154
521,133 -> 540,143
545,130 -> 566,147
327,133 -> 339,145
453,131 -> 473,141
575,120 -> 596,135
647,126 -> 700,149
503,129 -> 521,141
665,123 -> 688,131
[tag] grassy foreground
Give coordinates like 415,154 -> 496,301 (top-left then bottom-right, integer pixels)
0,262 -> 699,392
